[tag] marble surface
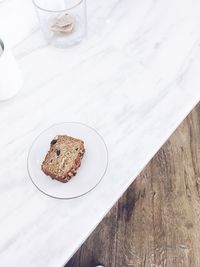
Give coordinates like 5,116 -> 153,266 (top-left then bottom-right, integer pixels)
1,0 -> 200,266
0,0 -> 36,47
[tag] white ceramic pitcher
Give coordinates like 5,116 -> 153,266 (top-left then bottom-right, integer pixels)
0,38 -> 23,100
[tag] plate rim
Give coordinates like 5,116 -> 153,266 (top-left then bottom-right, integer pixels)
27,121 -> 109,200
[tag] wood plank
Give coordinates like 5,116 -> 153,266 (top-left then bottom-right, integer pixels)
66,102 -> 200,267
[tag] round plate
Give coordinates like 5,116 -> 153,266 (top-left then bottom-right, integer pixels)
27,122 -> 108,199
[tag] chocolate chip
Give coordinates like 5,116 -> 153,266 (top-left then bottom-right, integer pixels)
56,150 -> 61,156
75,148 -> 78,151
50,139 -> 57,146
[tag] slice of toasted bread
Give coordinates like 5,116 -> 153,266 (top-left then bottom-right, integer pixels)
41,135 -> 85,182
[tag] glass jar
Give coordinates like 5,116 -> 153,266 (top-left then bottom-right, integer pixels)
33,0 -> 87,47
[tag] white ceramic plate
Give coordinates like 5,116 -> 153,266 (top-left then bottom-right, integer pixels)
27,122 -> 108,199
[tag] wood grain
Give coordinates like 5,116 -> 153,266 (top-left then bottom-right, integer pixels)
65,102 -> 200,267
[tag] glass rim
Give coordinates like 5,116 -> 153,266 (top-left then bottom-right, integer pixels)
32,0 -> 84,13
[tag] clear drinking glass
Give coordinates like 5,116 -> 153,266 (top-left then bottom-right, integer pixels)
32,0 -> 87,47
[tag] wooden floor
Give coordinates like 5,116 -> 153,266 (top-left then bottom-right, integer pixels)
65,102 -> 200,267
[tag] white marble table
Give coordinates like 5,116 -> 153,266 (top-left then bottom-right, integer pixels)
1,0 -> 200,266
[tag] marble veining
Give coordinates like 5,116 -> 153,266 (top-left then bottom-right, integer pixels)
1,0 -> 200,266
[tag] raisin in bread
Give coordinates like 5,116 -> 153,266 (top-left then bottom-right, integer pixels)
41,135 -> 85,182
